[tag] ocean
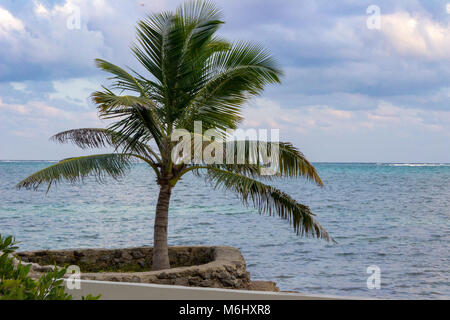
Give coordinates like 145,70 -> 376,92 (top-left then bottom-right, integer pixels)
0,161 -> 448,299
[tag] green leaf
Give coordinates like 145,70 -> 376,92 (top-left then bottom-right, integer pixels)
203,167 -> 333,242
16,154 -> 134,191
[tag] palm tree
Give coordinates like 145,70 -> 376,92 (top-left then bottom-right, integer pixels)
17,0 -> 332,271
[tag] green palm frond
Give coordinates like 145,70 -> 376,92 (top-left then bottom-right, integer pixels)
203,167 -> 333,241
92,88 -> 163,133
51,128 -> 160,162
218,140 -> 322,184
16,154 -> 134,191
177,0 -> 222,23
171,134 -> 322,185
91,89 -> 164,149
52,128 -> 113,149
132,1 -> 225,124
131,12 -> 172,85
206,37 -> 231,53
179,41 -> 282,130
95,59 -> 154,97
277,142 -> 322,184
91,90 -> 156,111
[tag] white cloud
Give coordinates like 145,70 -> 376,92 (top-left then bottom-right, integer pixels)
0,6 -> 24,35
242,98 -> 450,135
0,98 -> 28,115
381,12 -> 450,59
237,97 -> 450,162
10,82 -> 28,92
0,97 -> 101,138
0,0 -> 140,80
49,77 -> 101,107
33,1 -> 50,17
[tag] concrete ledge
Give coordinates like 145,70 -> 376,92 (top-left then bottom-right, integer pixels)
66,279 -> 357,300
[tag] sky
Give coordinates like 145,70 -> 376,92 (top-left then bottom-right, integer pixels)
0,0 -> 450,162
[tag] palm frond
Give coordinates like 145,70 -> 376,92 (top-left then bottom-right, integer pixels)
131,12 -> 172,84
51,128 -> 113,149
170,134 -> 322,185
91,89 -> 164,149
203,167 -> 333,241
51,128 -> 160,162
91,91 -> 155,111
179,41 -> 282,130
277,142 -> 322,184
95,59 -> 150,96
221,140 -> 323,185
16,154 -> 134,191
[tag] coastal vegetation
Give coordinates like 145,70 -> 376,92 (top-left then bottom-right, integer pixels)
0,235 -> 99,300
17,0 -> 332,271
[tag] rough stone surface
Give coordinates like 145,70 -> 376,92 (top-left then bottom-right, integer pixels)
1,251 -> 56,278
16,246 -> 252,290
248,281 -> 280,292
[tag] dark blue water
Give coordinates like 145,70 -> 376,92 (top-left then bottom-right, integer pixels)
0,161 -> 448,299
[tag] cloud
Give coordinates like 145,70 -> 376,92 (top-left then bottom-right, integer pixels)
0,0 -> 175,82
49,77 -> 102,107
34,2 -> 50,17
241,98 -> 450,162
243,98 -> 450,135
0,98 -> 28,115
0,94 -> 110,159
0,97 -> 101,137
0,6 -> 24,34
381,12 -> 450,59
10,82 -> 28,93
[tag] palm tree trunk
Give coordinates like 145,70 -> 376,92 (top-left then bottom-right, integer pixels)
152,181 -> 172,271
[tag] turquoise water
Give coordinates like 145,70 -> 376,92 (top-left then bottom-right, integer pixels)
1,161 -> 449,299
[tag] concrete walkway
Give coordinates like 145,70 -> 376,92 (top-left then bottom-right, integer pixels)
65,279 -> 361,300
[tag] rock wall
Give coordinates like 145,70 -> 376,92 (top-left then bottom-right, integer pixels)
16,246 -> 251,289
17,246 -> 214,273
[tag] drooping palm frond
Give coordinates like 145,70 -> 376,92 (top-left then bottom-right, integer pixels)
276,142 -> 322,184
170,133 -> 323,185
16,154 -> 134,191
51,128 -> 160,162
51,128 -> 114,149
202,167 -> 333,242
216,140 -> 322,184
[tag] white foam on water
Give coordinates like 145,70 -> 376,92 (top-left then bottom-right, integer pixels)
385,163 -> 450,167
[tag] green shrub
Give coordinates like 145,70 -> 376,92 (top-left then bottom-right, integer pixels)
0,235 -> 99,300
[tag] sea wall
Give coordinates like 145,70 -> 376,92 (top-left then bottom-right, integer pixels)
16,246 -> 252,289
